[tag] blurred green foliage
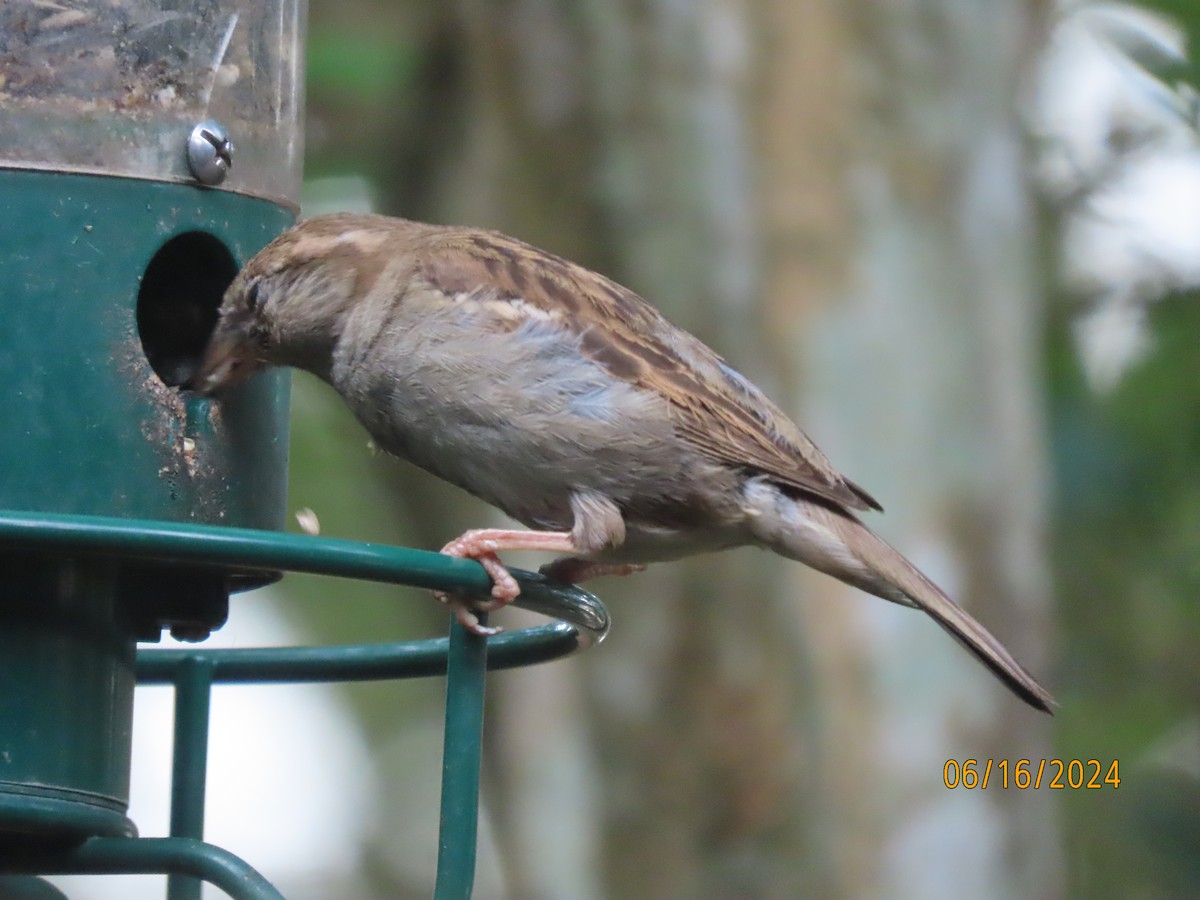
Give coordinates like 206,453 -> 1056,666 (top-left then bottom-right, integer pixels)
1050,5 -> 1200,894
1050,293 -> 1200,896
307,30 -> 419,103
1136,0 -> 1200,87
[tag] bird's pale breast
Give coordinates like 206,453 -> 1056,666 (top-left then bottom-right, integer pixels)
330,292 -> 741,546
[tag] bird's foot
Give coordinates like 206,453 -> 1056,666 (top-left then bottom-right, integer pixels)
435,528 -> 577,636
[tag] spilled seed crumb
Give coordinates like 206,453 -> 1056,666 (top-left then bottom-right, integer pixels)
179,436 -> 198,475
295,507 -> 320,535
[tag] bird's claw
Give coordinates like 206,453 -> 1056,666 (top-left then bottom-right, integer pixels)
436,531 -> 524,636
438,593 -> 504,637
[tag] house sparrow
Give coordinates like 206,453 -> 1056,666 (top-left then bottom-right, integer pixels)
191,213 -> 1054,712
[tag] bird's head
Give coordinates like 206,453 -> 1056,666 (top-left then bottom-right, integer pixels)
187,265 -> 275,395
188,215 -> 394,395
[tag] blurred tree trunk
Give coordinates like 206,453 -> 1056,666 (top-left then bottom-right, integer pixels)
780,1 -> 1063,896
385,0 -> 1061,896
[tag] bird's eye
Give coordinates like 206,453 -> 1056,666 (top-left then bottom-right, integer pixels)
246,280 -> 266,312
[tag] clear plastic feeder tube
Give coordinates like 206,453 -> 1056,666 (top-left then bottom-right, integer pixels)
0,0 -> 305,208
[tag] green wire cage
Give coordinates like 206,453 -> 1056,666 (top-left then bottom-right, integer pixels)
0,3 -> 609,897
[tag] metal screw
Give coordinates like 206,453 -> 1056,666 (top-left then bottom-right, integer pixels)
186,120 -> 234,185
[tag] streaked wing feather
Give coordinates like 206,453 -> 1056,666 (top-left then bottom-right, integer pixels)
416,229 -> 882,513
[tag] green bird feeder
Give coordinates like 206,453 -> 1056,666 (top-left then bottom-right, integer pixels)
0,0 -> 304,843
0,3 -> 609,897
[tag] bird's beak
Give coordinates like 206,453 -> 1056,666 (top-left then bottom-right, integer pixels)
185,332 -> 261,396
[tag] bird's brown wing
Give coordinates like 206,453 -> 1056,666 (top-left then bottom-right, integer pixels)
418,228 -> 883,513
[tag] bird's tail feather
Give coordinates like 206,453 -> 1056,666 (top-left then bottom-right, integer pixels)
850,521 -> 1056,713
754,489 -> 1055,713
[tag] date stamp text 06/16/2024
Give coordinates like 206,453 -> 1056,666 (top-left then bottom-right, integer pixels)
943,759 -> 1121,790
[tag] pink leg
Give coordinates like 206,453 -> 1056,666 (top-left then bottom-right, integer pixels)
436,528 -> 577,636
540,557 -> 646,584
